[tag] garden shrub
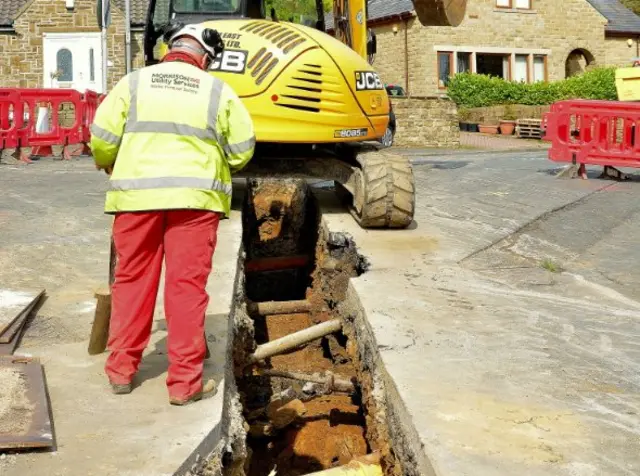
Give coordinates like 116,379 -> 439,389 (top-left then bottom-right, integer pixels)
446,67 -> 618,108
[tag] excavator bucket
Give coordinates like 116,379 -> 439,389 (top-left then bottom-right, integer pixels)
412,0 -> 468,27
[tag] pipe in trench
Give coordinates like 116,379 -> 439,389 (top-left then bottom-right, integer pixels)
249,299 -> 312,316
305,453 -> 383,476
255,368 -> 356,393
247,319 -> 343,364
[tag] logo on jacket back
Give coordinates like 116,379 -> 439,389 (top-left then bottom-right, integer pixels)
151,73 -> 201,93
355,71 -> 383,91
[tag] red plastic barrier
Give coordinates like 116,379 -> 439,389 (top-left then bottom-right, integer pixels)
80,90 -> 101,153
544,99 -> 640,170
0,89 -> 21,149
0,87 -> 105,163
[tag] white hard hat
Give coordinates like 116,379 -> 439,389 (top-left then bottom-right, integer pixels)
165,23 -> 223,59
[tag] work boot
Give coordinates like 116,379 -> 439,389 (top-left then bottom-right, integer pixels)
110,382 -> 132,395
169,379 -> 217,406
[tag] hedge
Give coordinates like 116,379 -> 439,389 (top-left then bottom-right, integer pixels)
446,67 -> 618,108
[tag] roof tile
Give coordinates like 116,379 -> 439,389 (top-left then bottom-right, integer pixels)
0,0 -> 149,27
324,0 -> 414,30
586,0 -> 640,34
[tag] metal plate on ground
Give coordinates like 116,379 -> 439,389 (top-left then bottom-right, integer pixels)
0,290 -> 45,344
0,290 -> 38,336
0,356 -> 54,450
0,318 -> 30,356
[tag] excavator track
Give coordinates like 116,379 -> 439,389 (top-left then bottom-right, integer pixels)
349,150 -> 415,229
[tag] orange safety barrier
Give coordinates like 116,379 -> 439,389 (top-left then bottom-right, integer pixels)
543,99 -> 640,177
0,87 -> 105,163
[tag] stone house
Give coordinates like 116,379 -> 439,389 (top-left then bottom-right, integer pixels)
0,0 -> 148,92
2,0 -> 638,98
327,0 -> 640,96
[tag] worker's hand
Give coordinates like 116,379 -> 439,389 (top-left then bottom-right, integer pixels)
95,164 -> 114,175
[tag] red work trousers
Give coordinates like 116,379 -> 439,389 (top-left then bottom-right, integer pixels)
104,209 -> 220,400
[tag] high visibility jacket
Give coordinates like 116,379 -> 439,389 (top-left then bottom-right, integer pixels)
89,60 -> 255,218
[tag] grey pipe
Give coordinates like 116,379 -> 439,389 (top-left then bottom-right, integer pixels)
247,319 -> 343,364
124,0 -> 132,73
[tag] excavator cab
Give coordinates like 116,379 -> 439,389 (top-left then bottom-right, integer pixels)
145,0 -> 261,63
140,0 -> 468,229
143,0 -> 330,63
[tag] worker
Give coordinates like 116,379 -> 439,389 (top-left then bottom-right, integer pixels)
89,23 -> 255,405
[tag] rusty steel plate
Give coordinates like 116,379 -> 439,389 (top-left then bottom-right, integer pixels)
0,291 -> 45,345
0,290 -> 45,342
0,356 -> 54,450
0,319 -> 28,356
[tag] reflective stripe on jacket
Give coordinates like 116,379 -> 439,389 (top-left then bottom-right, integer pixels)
89,61 -> 255,217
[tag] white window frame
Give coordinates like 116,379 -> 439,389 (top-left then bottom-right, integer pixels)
434,45 -> 550,88
496,0 -> 532,9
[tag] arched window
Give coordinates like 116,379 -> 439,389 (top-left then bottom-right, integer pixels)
56,48 -> 73,81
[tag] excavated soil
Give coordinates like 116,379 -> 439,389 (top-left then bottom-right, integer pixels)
231,178 -> 393,476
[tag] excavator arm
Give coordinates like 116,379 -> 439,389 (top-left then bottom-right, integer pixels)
329,0 -> 468,61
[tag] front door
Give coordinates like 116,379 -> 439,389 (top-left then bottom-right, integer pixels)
43,33 -> 103,93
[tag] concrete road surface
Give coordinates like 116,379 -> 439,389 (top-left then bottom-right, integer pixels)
0,161 -> 244,476
322,150 -> 640,476
1,150 -> 639,476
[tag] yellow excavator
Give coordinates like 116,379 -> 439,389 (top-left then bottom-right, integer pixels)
142,0 -> 468,228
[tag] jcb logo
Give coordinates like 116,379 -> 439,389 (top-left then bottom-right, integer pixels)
209,50 -> 248,74
355,71 -> 384,91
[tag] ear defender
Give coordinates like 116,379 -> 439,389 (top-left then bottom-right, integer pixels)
202,28 -> 225,57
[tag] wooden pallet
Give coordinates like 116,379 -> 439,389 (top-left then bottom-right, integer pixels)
516,118 -> 543,139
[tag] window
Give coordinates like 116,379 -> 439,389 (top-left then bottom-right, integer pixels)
56,48 -> 73,82
476,53 -> 510,80
152,0 -> 171,27
457,52 -> 471,74
173,0 -> 240,14
438,52 -> 453,89
496,0 -> 532,8
514,54 -> 528,82
435,49 -> 547,88
533,55 -> 546,82
89,48 -> 95,82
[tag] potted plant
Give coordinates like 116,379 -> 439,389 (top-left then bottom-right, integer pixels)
479,117 -> 499,134
459,108 -> 471,132
499,105 -> 517,135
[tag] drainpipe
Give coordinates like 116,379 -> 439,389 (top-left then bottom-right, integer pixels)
125,0 -> 132,73
404,18 -> 409,95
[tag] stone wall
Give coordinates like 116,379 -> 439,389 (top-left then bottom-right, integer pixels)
604,36 -> 640,68
460,105 -> 551,124
0,0 -> 126,90
132,30 -> 146,70
391,97 -> 460,148
371,0 -> 615,97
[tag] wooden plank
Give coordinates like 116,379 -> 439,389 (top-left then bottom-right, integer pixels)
0,356 -> 54,450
